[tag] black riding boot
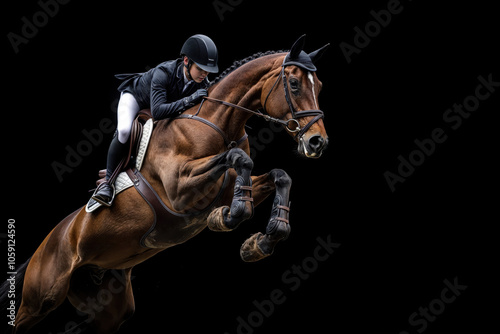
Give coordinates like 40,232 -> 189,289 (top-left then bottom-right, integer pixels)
91,135 -> 128,206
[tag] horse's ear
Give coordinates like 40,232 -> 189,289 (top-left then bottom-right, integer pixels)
289,34 -> 307,59
309,43 -> 330,64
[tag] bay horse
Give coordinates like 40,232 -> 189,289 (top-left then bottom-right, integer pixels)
3,35 -> 329,333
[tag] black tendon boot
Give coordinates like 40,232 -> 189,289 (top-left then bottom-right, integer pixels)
92,135 -> 128,206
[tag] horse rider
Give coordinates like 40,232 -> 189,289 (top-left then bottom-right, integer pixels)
92,34 -> 219,206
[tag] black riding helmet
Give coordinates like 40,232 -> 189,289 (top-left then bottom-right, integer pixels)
180,34 -> 219,74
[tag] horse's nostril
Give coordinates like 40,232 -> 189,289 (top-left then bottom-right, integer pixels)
308,135 -> 325,152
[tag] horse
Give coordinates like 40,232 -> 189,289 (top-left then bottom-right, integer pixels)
2,35 -> 330,333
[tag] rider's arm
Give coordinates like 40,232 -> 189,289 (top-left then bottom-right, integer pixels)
150,67 -> 186,120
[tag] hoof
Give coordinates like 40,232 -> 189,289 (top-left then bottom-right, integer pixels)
207,206 -> 232,232
240,233 -> 271,262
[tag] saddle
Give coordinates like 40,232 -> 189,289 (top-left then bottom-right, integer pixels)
96,110 -> 153,187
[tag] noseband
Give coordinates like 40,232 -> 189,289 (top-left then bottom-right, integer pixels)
261,59 -> 324,139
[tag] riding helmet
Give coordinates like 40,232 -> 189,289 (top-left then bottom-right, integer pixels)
180,34 -> 219,73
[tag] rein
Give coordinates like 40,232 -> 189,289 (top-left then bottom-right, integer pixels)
176,55 -> 325,149
202,96 -> 298,131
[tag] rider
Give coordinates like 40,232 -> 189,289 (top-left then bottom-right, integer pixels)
92,34 -> 219,206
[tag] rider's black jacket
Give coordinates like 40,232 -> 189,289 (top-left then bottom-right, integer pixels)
115,58 -> 209,120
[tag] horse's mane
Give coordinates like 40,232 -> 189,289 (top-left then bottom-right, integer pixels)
209,50 -> 288,87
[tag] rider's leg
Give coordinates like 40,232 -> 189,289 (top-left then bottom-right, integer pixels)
116,92 -> 141,144
92,92 -> 139,206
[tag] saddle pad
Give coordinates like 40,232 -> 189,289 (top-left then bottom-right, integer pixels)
85,118 -> 154,213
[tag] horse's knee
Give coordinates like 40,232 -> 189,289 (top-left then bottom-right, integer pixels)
269,168 -> 292,187
227,148 -> 253,172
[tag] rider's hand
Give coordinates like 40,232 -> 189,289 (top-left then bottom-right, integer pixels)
183,89 -> 208,109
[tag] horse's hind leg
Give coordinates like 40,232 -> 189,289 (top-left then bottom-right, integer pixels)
67,267 -> 135,334
14,257 -> 75,334
240,169 -> 292,262
13,208 -> 84,334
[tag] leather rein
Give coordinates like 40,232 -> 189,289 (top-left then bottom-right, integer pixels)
176,57 -> 324,149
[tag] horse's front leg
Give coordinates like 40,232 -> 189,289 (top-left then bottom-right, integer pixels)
240,169 -> 292,262
207,148 -> 255,231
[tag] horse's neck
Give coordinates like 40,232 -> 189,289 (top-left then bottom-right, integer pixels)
206,56 -> 281,140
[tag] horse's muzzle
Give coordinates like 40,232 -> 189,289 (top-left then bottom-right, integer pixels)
298,134 -> 328,158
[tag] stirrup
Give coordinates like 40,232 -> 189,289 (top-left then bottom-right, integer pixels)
91,183 -> 116,207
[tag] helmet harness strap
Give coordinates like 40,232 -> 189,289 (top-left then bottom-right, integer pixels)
181,55 -> 194,81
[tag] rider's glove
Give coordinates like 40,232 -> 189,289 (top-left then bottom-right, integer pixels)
183,89 -> 208,109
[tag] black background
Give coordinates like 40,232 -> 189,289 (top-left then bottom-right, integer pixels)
3,0 -> 498,333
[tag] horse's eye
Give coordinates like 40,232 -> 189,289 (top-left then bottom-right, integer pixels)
289,79 -> 300,93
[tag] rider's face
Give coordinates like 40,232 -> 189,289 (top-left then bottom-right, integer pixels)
184,57 -> 209,83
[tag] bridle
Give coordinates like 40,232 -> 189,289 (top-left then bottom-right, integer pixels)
179,54 -> 325,148
262,57 -> 325,139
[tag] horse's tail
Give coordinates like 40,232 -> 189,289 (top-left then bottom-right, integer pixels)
1,257 -> 32,327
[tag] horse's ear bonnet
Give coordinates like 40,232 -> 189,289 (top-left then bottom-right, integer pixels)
283,34 -> 330,72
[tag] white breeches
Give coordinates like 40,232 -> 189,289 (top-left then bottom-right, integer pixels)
116,92 -> 140,144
